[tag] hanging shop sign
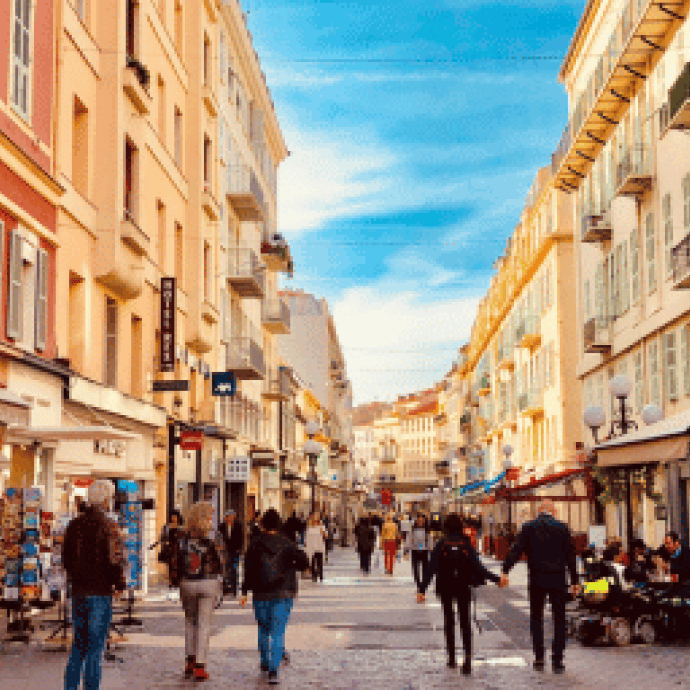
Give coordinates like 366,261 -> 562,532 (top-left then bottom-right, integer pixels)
225,456 -> 251,482
211,371 -> 236,397
179,429 -> 203,451
160,277 -> 176,372
152,379 -> 189,392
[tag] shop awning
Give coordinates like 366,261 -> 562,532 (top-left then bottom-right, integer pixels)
595,407 -> 690,468
504,467 -> 586,493
0,389 -> 31,427
456,480 -> 486,497
6,425 -> 141,444
483,471 -> 507,494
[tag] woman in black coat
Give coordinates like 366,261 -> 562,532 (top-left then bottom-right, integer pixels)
417,513 -> 503,675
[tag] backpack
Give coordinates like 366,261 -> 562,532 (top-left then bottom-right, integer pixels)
180,536 -> 216,579
256,543 -> 287,590
439,539 -> 485,588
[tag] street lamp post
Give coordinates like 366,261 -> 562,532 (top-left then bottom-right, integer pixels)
584,375 -> 648,552
303,421 -> 322,517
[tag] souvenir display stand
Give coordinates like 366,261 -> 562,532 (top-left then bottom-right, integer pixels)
0,488 -> 57,643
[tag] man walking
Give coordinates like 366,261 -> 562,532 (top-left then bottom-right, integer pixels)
501,500 -> 579,675
355,517 -> 376,574
62,480 -> 126,690
219,510 -> 243,596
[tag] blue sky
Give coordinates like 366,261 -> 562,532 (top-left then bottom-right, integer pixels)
246,0 -> 585,405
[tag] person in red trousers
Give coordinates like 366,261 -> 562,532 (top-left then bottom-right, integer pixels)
380,513 -> 399,575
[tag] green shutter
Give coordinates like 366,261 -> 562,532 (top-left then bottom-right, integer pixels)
682,325 -> 690,398
634,351 -> 643,412
646,213 -> 656,294
7,228 -> 22,340
630,228 -> 639,305
665,332 -> 678,401
35,248 -> 48,351
663,193 -> 673,279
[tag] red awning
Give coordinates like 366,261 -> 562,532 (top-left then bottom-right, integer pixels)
501,467 -> 587,494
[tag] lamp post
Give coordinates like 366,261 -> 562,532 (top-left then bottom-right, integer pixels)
502,444 -> 514,542
303,421 -> 322,517
584,375 -> 643,552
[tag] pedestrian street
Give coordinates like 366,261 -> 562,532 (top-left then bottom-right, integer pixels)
2,546 -> 690,689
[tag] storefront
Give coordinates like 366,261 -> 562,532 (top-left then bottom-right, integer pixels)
595,408 -> 690,549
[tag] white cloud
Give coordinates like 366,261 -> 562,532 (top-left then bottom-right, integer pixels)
332,287 -> 480,405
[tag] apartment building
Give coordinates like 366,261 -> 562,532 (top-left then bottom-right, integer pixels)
0,0 -> 69,506
553,0 -> 690,546
462,166 -> 587,531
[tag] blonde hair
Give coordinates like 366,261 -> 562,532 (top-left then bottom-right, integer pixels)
186,501 -> 214,537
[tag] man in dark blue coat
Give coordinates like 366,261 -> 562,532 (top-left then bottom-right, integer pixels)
501,500 -> 579,674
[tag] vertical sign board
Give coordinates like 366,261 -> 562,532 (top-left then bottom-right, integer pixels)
160,277 -> 176,372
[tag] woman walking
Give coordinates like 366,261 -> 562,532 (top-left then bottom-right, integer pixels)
305,514 -> 327,582
169,501 -> 225,682
380,513 -> 399,576
407,515 -> 432,588
417,514 -> 504,674
240,509 -> 309,685
150,509 -> 184,599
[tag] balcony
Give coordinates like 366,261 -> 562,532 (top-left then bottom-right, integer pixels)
226,337 -> 266,380
477,373 -> 491,396
435,460 -> 451,476
583,317 -> 612,353
261,230 -> 293,273
671,232 -> 690,290
459,413 -> 471,427
615,144 -> 653,198
519,388 -> 543,418
227,248 -> 265,298
581,210 -> 612,243
227,164 -> 265,221
202,184 -> 220,220
516,315 -> 541,350
262,367 -> 291,401
122,57 -> 151,114
262,297 -> 290,334
497,344 -> 515,371
551,0 -> 689,191
202,83 -> 219,117
667,61 -> 690,133
120,211 -> 150,257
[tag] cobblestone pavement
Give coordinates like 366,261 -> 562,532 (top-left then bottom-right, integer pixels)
1,547 -> 690,688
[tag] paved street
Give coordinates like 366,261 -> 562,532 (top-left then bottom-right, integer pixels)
2,546 -> 690,689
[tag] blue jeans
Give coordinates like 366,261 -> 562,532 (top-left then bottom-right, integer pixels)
64,595 -> 113,690
225,553 -> 240,595
253,598 -> 292,674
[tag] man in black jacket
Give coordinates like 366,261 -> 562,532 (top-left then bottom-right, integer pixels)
219,510 -> 243,596
501,500 -> 579,674
63,480 -> 126,690
417,513 -> 503,675
663,531 -> 690,583
240,509 -> 309,685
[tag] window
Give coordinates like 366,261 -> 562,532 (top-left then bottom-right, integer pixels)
630,228 -> 639,305
682,324 -> 690,398
649,340 -> 660,406
664,331 -> 678,402
126,0 -> 138,58
596,372 -> 604,408
584,279 -> 591,320
663,193 -> 674,278
7,229 -> 22,340
75,0 -> 86,23
35,247 -> 48,351
174,0 -> 183,56
11,0 -> 32,119
72,97 -> 89,198
131,315 -> 143,398
157,75 -> 166,142
174,222 -> 183,288
104,297 -> 118,387
157,200 -> 166,269
203,135 -> 211,185
683,173 -> 690,232
203,33 -> 211,86
220,32 -> 226,82
124,137 -> 138,221
203,241 -> 211,301
646,212 -> 656,294
174,106 -> 182,167
634,351 -> 643,412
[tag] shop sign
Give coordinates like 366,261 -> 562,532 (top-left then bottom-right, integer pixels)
160,277 -> 176,372
152,379 -> 189,392
72,477 -> 94,488
225,456 -> 251,482
179,429 -> 203,451
506,468 -> 519,482
211,371 -> 236,397
381,488 -> 392,506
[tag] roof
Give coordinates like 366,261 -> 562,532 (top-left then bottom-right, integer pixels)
407,400 -> 438,417
559,0 -> 600,82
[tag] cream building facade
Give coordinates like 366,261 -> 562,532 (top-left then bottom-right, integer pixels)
552,0 -> 690,546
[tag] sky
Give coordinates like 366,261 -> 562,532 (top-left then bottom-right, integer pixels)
245,0 -> 586,406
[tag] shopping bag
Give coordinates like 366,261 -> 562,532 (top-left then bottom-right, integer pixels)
373,551 -> 381,571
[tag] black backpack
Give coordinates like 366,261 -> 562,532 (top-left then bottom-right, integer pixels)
256,543 -> 287,590
439,539 -> 485,588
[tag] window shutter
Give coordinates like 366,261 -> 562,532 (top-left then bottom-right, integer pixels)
35,248 -> 48,351
595,261 -> 604,320
219,118 -> 225,164
665,331 -> 678,401
630,228 -> 639,305
683,173 -> 690,232
622,239 -> 629,313
650,341 -> 660,406
646,212 -> 657,294
634,351 -> 643,412
11,0 -> 31,118
682,325 -> 690,398
584,279 -> 591,320
663,193 -> 673,278
7,229 -> 22,340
